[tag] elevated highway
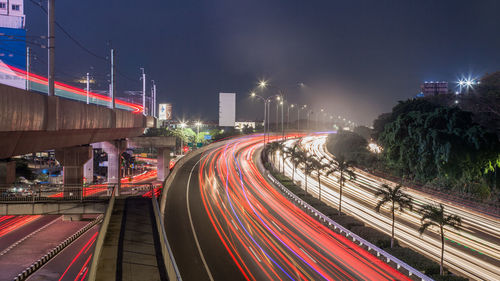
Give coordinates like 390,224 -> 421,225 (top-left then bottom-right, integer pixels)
0,83 -> 154,159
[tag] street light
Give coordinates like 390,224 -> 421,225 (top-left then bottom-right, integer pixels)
250,92 -> 268,145
287,104 -> 295,130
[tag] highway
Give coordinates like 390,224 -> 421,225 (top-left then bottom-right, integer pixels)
0,215 -> 95,280
165,135 -> 411,281
27,224 -> 99,281
276,134 -> 500,280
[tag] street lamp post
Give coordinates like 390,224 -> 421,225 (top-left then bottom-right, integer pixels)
280,100 -> 284,140
251,92 -> 268,145
287,104 -> 294,131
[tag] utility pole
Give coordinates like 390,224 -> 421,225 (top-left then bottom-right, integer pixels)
141,68 -> 146,116
151,80 -> 157,117
263,99 -> 267,145
86,72 -> 90,104
26,47 -> 30,91
110,49 -> 115,109
47,0 -> 55,96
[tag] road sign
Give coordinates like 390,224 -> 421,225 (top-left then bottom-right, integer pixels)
204,134 -> 212,140
197,143 -> 203,148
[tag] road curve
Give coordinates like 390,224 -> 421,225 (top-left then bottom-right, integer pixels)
165,135 -> 410,281
278,134 -> 500,280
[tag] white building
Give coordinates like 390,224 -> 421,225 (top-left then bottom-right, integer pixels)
0,0 -> 25,28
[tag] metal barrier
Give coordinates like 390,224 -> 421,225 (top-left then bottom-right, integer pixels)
259,159 -> 433,281
0,184 -> 110,202
151,184 -> 182,281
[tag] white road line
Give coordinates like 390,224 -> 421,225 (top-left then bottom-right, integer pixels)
300,247 -> 317,264
186,157 -> 215,281
248,246 -> 262,262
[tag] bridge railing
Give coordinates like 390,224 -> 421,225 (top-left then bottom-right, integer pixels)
0,184 -> 112,202
151,183 -> 182,280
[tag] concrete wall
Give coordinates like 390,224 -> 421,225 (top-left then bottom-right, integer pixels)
0,84 -> 154,158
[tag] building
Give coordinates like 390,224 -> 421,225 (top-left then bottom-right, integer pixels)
235,121 -> 256,131
0,0 -> 26,89
420,81 -> 448,96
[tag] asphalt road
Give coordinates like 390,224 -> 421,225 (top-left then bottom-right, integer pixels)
165,148 -> 245,281
278,135 -> 500,280
28,223 -> 100,281
0,215 -> 59,252
165,136 -> 410,281
0,216 -> 91,280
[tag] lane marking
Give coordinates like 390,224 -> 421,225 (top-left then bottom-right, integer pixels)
248,246 -> 261,263
187,157 -> 215,281
299,247 -> 317,264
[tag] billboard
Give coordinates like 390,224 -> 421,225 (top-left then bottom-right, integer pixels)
0,27 -> 26,90
219,93 -> 235,127
159,103 -> 172,120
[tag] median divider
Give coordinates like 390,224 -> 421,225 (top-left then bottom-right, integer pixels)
12,214 -> 104,281
256,152 -> 433,281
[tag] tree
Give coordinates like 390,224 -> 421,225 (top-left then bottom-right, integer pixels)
287,144 -> 305,182
277,142 -> 287,173
329,154 -> 356,215
419,204 -> 461,275
299,152 -> 316,195
374,184 -> 413,248
327,130 -> 370,163
312,157 -> 328,200
267,142 -> 281,168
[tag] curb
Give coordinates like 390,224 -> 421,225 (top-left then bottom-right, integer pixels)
12,215 -> 104,281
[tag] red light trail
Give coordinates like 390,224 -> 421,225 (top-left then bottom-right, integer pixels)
0,64 -> 143,113
197,135 -> 410,280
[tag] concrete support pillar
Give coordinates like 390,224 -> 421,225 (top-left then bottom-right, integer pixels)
97,140 -> 126,195
84,149 -> 94,185
55,146 -> 92,186
0,160 -> 16,185
55,146 -> 92,199
157,147 -> 172,181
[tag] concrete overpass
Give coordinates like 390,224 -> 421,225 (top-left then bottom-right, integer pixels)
0,83 -> 154,159
0,83 -> 155,186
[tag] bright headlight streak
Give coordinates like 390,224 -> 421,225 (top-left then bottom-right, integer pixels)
281,135 -> 500,280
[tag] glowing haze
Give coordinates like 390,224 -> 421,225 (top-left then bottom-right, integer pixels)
25,0 -> 500,125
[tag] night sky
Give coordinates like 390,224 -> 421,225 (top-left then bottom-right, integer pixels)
25,0 -> 500,125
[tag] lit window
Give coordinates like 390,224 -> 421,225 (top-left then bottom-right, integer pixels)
12,4 -> 20,11
0,3 -> 6,9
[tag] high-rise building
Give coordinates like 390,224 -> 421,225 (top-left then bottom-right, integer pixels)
0,0 -> 26,89
420,81 -> 448,96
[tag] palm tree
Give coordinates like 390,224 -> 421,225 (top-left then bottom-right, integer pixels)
277,142 -> 287,173
374,184 -> 413,248
324,154 -> 356,215
300,152 -> 315,195
267,142 -> 281,169
285,144 -> 303,182
419,204 -> 461,275
312,157 -> 328,200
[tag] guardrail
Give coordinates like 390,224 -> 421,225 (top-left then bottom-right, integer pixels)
259,158 -> 433,281
151,183 -> 182,281
87,185 -> 118,281
0,185 -> 110,202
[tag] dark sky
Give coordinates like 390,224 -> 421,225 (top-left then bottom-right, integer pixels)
25,0 -> 500,125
